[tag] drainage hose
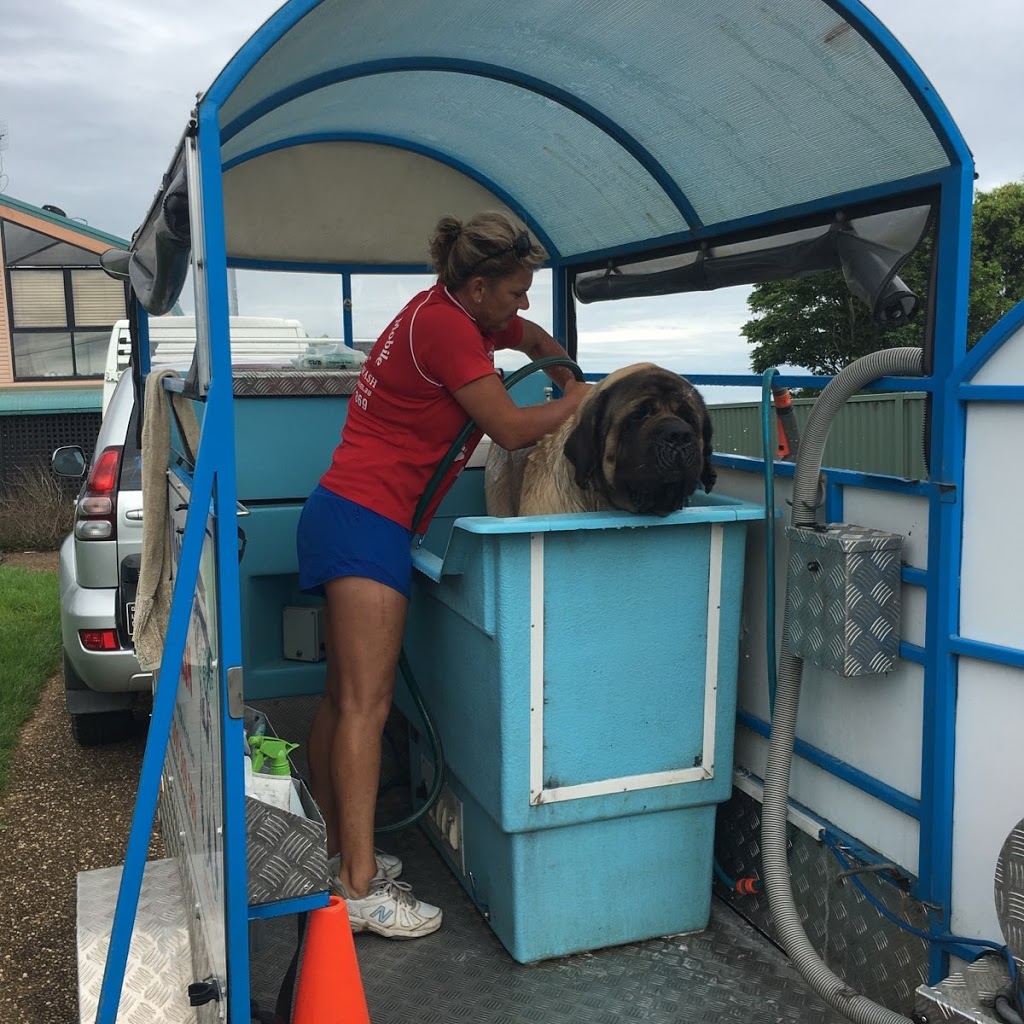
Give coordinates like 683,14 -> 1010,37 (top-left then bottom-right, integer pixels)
376,356 -> 586,834
760,347 -> 924,1024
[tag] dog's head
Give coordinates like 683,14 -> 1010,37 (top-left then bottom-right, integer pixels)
563,363 -> 716,515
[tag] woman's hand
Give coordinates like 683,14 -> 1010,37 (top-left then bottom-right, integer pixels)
561,379 -> 592,403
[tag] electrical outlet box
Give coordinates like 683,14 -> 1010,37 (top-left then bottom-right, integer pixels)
785,523 -> 903,676
282,605 -> 325,663
420,755 -> 465,873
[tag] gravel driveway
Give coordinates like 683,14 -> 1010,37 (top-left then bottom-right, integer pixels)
0,552 -> 160,1023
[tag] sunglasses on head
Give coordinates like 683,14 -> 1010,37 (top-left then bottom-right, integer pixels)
465,231 -> 532,276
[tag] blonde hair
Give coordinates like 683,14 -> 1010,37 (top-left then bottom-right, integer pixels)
429,211 -> 546,288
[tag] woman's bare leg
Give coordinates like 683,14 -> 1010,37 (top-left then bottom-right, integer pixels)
321,575 -> 408,897
307,659 -> 339,856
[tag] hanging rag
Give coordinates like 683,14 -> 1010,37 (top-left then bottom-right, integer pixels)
134,369 -> 200,672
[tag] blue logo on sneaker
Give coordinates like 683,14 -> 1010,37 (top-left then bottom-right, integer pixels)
369,905 -> 394,925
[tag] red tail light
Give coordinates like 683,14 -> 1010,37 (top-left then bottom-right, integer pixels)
75,446 -> 122,541
80,628 -> 120,651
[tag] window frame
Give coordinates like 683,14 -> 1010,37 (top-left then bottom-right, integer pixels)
5,260 -> 128,382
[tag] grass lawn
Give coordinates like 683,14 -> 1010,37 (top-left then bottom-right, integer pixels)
0,564 -> 61,790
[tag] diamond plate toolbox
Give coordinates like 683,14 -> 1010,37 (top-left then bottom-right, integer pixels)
785,523 -> 903,676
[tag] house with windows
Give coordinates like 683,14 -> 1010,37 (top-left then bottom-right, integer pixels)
0,194 -> 129,489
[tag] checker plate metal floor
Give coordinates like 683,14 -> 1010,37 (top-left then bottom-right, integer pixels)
251,822 -> 851,1023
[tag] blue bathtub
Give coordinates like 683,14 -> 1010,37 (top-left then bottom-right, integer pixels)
400,468 -> 765,962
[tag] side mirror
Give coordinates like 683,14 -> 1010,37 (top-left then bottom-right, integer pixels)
52,445 -> 87,478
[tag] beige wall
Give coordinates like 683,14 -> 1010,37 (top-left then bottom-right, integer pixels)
0,228 -> 10,385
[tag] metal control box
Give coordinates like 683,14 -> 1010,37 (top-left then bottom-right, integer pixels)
785,523 -> 903,677
282,604 -> 325,662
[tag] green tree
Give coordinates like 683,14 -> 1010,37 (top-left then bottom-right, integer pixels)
742,181 -> 1024,374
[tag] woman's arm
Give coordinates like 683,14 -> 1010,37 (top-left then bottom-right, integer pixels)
452,372 -> 588,450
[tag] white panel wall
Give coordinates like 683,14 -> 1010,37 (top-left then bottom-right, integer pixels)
954,326 -> 1024,939
952,660 -> 1024,941
971,322 -> 1024,384
960,403 -> 1024,647
719,466 -> 925,871
735,726 -> 921,873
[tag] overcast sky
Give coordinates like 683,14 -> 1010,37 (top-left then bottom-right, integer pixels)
2,0 -> 1021,402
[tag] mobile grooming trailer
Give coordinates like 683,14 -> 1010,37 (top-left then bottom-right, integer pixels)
78,1 -> 1024,1022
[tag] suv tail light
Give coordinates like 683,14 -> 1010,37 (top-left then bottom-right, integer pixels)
74,446 -> 122,541
79,628 -> 120,651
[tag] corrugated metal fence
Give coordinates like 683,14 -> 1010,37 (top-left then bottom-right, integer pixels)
709,392 -> 928,479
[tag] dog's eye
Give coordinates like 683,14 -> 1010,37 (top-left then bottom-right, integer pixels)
629,403 -> 652,422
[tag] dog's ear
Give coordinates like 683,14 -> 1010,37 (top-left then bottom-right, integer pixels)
700,409 -> 717,493
563,389 -> 608,488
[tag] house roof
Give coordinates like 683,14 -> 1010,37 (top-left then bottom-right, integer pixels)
0,194 -> 129,250
0,386 -> 102,415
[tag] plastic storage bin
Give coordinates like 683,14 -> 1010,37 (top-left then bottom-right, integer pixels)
399,478 -> 765,962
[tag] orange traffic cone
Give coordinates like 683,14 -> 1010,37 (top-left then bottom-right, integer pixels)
292,896 -> 371,1024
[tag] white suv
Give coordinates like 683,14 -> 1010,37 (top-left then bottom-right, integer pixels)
52,369 -> 149,744
54,316 -> 344,743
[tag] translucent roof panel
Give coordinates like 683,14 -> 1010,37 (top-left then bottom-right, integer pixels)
222,72 -> 691,256
211,0 -> 953,257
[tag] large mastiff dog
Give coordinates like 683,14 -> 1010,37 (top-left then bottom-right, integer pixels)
485,362 -> 716,517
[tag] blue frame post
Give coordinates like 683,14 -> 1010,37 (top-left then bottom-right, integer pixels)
918,163 -> 974,982
342,270 -> 354,346
195,103 -> 252,1021
94,446 -> 214,1024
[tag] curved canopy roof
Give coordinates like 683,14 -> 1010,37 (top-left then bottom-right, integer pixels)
198,0 -> 966,271
113,0 -> 970,318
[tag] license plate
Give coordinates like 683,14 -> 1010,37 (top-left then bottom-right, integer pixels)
125,602 -> 135,638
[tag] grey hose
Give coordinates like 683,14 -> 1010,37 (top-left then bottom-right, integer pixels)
761,347 -> 925,1024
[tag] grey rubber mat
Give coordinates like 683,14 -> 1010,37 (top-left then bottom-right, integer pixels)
246,696 -> 852,1022
251,820 -> 850,1024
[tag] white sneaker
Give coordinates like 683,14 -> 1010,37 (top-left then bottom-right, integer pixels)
333,877 -> 442,939
327,849 -> 402,881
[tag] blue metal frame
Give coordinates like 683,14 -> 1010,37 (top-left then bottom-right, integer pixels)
341,271 -> 353,347
956,298 -> 1024,383
678,373 -> 936,393
918,164 -> 974,981
228,257 -> 433,275
217,57 -> 701,230
958,385 -> 1024,401
135,301 -> 151,376
197,105 -> 253,1022
249,893 -> 330,921
736,711 -> 922,820
713,454 -> 935,497
951,636 -> 1024,672
565,171 -> 947,266
222,132 -> 562,261
95,415 -> 215,1024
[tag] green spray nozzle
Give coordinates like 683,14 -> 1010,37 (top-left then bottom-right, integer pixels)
249,736 -> 299,775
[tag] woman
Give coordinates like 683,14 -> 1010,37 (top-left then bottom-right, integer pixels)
297,211 -> 589,938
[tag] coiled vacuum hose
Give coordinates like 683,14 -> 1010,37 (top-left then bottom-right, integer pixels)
760,347 -> 924,1024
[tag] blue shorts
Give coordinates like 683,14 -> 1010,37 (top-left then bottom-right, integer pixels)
296,485 -> 414,598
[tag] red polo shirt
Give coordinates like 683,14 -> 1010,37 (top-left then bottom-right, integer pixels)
320,283 -> 522,530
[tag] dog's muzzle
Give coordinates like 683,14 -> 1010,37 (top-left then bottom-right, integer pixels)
653,423 -> 697,476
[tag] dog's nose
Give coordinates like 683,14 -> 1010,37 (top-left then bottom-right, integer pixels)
662,422 -> 695,448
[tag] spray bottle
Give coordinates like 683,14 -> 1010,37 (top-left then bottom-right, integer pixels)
248,736 -> 300,812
